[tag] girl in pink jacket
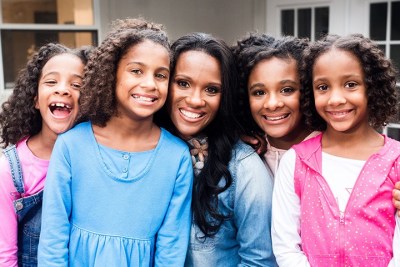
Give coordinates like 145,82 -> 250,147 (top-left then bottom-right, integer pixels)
272,34 -> 400,267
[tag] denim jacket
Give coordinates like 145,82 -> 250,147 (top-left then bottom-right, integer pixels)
185,141 -> 277,267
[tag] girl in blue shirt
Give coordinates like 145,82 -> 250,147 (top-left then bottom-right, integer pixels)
38,18 -> 193,266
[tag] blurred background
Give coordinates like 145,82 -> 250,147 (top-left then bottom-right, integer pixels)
0,0 -> 399,139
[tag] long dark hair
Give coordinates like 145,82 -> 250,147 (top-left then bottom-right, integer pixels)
0,43 -> 91,148
156,32 -> 241,237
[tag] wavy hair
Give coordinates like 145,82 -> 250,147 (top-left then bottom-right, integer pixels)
79,18 -> 170,126
301,34 -> 398,131
0,43 -> 92,148
155,32 -> 241,237
232,33 -> 309,136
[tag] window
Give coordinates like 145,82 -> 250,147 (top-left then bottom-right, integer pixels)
370,1 -> 400,138
0,0 -> 99,90
281,6 -> 329,40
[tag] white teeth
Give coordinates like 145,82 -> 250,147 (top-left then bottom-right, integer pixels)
331,111 -> 349,115
133,95 -> 155,102
180,109 -> 202,119
50,103 -> 71,109
265,114 -> 288,121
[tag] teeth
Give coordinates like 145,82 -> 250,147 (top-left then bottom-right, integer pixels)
133,95 -> 155,102
180,109 -> 202,119
265,114 -> 288,121
331,111 -> 349,115
50,103 -> 71,109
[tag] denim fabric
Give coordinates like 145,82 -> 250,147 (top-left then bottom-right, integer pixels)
3,145 -> 43,267
185,141 -> 277,267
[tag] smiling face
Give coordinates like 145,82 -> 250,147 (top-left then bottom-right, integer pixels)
312,48 -> 368,134
35,53 -> 83,137
167,50 -> 222,140
115,39 -> 170,123
248,57 -> 305,147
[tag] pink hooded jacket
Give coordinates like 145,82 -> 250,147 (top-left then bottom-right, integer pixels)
293,133 -> 400,267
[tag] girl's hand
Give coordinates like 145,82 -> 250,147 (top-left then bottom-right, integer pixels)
241,134 -> 267,155
393,181 -> 400,216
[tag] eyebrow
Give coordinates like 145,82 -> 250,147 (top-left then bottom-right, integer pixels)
174,73 -> 221,86
42,72 -> 84,79
127,62 -> 170,72
249,79 -> 298,90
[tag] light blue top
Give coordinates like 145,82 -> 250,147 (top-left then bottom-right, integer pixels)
38,122 -> 193,267
185,141 -> 277,267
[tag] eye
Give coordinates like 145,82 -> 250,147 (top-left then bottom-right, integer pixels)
177,80 -> 190,88
71,83 -> 82,90
316,84 -> 328,91
155,73 -> 168,80
251,89 -> 266,96
345,81 -> 358,88
281,87 -> 295,94
205,86 -> 220,95
130,69 -> 142,75
44,80 -> 57,86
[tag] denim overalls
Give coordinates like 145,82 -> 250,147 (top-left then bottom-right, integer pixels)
3,145 -> 43,267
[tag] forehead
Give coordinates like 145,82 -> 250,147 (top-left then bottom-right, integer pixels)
41,53 -> 84,75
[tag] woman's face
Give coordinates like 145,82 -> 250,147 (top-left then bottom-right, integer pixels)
167,50 -> 222,140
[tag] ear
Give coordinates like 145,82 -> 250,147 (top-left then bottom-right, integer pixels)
34,96 -> 39,109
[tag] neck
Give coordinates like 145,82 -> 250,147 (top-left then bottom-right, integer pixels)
93,115 -> 160,152
27,130 -> 58,160
268,124 -> 312,150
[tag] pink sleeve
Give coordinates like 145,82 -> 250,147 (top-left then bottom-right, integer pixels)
0,155 -> 18,267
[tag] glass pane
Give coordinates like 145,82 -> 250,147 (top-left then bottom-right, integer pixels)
298,8 -> 311,39
315,7 -> 329,40
387,127 -> 400,140
1,30 -> 97,89
378,44 -> 386,54
370,2 -> 387,41
391,1 -> 400,40
2,0 -> 93,25
281,9 -> 294,36
390,44 -> 400,80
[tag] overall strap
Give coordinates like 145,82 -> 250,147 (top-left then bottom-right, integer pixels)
3,145 -> 25,194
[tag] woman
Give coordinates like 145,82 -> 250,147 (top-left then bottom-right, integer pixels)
156,32 -> 276,266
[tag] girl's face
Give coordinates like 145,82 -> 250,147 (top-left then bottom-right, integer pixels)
312,48 -> 368,134
115,40 -> 170,122
167,51 -> 222,140
248,57 -> 303,145
35,53 -> 83,136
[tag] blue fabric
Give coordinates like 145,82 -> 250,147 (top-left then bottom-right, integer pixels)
3,145 -> 43,267
185,141 -> 277,267
38,122 -> 193,267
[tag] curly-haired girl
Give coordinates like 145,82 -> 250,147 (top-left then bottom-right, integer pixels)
232,34 -> 318,175
272,33 -> 400,266
0,43 -> 91,266
38,18 -> 193,266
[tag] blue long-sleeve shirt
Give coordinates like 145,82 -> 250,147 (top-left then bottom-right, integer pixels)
38,122 -> 193,266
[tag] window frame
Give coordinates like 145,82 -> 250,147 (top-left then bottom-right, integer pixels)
0,0 -> 101,93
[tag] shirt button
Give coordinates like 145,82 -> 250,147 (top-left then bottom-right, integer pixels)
122,168 -> 128,173
15,201 -> 23,211
123,154 -> 129,160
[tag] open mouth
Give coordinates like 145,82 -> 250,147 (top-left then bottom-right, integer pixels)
180,109 -> 204,119
132,94 -> 158,102
49,102 -> 72,117
263,113 -> 290,121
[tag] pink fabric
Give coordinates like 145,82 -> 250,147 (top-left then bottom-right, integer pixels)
0,137 -> 48,266
293,133 -> 400,267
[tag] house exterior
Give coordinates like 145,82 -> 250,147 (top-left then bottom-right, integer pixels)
0,0 -> 399,138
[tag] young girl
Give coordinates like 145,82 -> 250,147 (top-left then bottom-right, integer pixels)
0,43 -> 91,266
272,33 -> 400,266
156,32 -> 276,266
38,18 -> 193,266
232,34 -> 318,175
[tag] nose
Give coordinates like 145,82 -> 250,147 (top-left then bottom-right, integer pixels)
140,73 -> 157,90
185,89 -> 205,107
263,93 -> 284,111
328,88 -> 346,106
54,82 -> 71,96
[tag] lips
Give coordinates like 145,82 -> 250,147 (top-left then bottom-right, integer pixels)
263,113 -> 290,121
132,94 -> 158,102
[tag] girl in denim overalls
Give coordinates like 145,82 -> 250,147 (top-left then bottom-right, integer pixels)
0,43 -> 91,266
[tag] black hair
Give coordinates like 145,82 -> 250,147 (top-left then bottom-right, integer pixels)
155,32 -> 241,237
301,33 -> 398,131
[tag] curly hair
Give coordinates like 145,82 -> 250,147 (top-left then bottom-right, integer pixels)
301,34 -> 398,131
155,32 -> 241,237
0,43 -> 92,148
232,33 -> 309,136
79,18 -> 170,126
